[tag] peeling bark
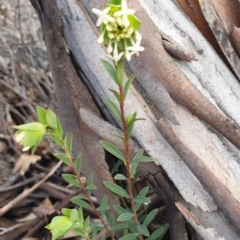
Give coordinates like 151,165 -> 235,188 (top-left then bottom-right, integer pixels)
30,0 -> 240,239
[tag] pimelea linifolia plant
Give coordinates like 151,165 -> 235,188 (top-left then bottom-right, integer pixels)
13,1 -> 169,239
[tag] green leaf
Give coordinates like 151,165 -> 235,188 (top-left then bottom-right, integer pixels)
77,207 -> 84,224
64,134 -> 73,156
114,174 -> 127,181
116,61 -> 124,86
110,223 -> 127,231
137,224 -> 150,237
101,59 -> 118,85
70,209 -> 78,222
110,89 -> 120,103
57,117 -> 63,137
146,224 -> 169,240
126,220 -> 138,233
112,0 -> 121,5
127,121 -> 135,139
71,196 -> 93,210
83,215 -> 90,229
143,209 -> 158,227
48,130 -> 62,147
48,216 -> 72,231
130,163 -> 138,178
87,174 -> 93,186
126,112 -> 136,125
123,74 -> 135,100
136,186 -> 149,198
61,208 -> 71,217
85,184 -> 97,190
97,204 -> 110,212
105,98 -> 122,122
117,213 -> 134,222
100,141 -> 125,161
131,156 -> 153,164
104,181 -> 129,198
62,174 -> 81,188
134,196 -> 151,204
119,233 -> 138,240
111,159 -> 124,174
74,154 -> 82,174
113,205 -> 129,215
46,108 -> 58,129
36,106 -> 47,124
129,14 -> 141,30
54,153 -> 71,167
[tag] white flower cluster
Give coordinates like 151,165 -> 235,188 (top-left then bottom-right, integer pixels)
92,0 -> 144,63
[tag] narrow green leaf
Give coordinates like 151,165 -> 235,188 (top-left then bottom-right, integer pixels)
78,208 -> 84,224
110,89 -> 120,102
101,59 -> 118,85
131,156 -> 153,164
100,141 -> 125,161
143,209 -> 158,227
146,223 -> 169,240
123,74 -> 135,100
104,181 -> 129,198
130,163 -> 138,178
97,205 -> 110,211
87,174 -> 93,185
36,106 -> 47,124
137,224 -> 150,237
71,196 -> 93,210
112,131 -> 124,141
110,223 -> 127,231
111,159 -> 124,174
64,134 -> 73,156
127,121 -> 135,139
48,130 -> 62,147
57,117 -> 63,137
83,216 -> 90,229
126,112 -> 136,126
117,213 -> 134,222
114,174 -> 127,181
134,196 -> 151,204
46,108 -> 58,128
62,174 -> 81,188
116,61 -> 124,86
70,209 -> 78,222
133,149 -> 144,159
113,205 -> 129,215
105,98 -> 122,122
101,195 -> 108,206
85,184 -> 97,190
119,233 -> 138,240
74,154 -> 82,174
136,186 -> 149,197
54,153 -> 71,167
126,220 -> 138,233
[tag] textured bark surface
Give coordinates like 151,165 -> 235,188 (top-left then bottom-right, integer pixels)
30,0 -> 240,239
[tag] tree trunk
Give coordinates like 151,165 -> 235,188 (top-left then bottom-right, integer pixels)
30,0 -> 240,239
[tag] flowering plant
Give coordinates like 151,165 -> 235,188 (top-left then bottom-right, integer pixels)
13,1 -> 169,239
92,0 -> 144,63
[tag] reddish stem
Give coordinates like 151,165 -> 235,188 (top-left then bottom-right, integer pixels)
119,85 -> 143,240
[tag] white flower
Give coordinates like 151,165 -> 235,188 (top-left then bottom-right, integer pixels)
92,7 -> 115,27
113,0 -> 135,27
97,28 -> 106,44
107,41 -> 124,64
125,34 -> 144,60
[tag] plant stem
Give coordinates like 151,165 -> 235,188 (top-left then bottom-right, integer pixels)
62,140 -> 116,240
118,83 -> 143,240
